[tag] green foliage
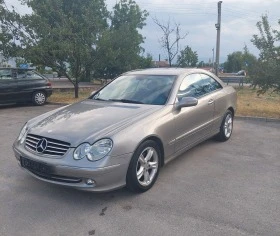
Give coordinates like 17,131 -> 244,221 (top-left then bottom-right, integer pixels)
223,51 -> 243,72
15,58 -> 29,67
0,2 -> 20,59
0,0 -> 109,97
138,53 -> 153,69
0,0 -> 150,96
94,0 -> 150,79
223,46 -> 257,73
177,46 -> 198,67
197,61 -> 212,68
250,15 -> 280,93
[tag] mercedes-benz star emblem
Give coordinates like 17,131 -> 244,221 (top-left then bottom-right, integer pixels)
36,138 -> 48,153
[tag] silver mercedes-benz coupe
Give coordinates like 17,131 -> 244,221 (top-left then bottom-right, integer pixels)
13,68 -> 237,192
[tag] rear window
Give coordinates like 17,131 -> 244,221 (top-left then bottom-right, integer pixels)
0,69 -> 12,80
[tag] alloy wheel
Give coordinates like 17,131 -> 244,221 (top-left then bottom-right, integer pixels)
136,147 -> 159,187
224,113 -> 233,138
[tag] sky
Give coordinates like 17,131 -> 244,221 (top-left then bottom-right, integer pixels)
7,0 -> 280,63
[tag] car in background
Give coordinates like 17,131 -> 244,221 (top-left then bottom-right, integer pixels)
235,70 -> 246,76
0,68 -> 52,106
13,68 -> 237,193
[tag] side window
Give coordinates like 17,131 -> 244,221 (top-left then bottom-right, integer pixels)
17,70 -> 43,80
26,71 -> 44,80
177,73 -> 208,99
17,69 -> 27,79
0,69 -> 13,80
200,74 -> 222,93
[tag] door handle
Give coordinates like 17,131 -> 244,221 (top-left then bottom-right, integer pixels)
208,99 -> 214,105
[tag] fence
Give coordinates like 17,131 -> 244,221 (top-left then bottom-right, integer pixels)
219,76 -> 247,87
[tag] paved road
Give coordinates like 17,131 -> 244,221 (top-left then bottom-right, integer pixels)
0,105 -> 280,236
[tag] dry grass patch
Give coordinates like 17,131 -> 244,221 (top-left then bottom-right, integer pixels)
236,87 -> 280,119
48,87 -> 280,119
48,88 -> 92,104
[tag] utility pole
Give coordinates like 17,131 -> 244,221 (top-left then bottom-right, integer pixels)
212,48 -> 215,71
215,1 -> 222,76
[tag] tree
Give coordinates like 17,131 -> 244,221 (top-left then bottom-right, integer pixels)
177,46 -> 198,67
0,1 -> 20,61
223,46 -> 257,73
242,44 -> 258,69
250,15 -> 280,93
138,53 -> 153,69
0,0 -> 108,98
94,0 -> 150,79
223,51 -> 243,73
153,18 -> 188,66
15,58 -> 29,67
197,61 -> 212,68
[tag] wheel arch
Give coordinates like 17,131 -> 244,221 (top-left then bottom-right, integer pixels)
136,135 -> 165,167
228,107 -> 235,117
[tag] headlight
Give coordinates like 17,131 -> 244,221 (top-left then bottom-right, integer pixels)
18,123 -> 28,144
73,139 -> 113,161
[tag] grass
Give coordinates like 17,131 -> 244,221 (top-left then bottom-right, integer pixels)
236,87 -> 280,119
48,87 -> 280,119
48,88 -> 93,104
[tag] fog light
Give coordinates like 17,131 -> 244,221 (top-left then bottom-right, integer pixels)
85,179 -> 95,185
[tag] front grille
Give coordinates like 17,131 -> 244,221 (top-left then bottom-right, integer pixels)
25,134 -> 70,156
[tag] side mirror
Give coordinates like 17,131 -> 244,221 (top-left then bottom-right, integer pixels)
175,97 -> 198,110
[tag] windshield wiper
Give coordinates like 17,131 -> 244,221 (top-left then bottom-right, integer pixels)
109,99 -> 143,104
93,97 -> 107,101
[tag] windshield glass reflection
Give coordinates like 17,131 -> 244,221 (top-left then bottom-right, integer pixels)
92,75 -> 176,105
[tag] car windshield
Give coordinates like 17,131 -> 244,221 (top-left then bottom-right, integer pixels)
91,75 -> 176,105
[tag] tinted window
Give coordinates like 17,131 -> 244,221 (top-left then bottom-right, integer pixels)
178,73 -> 206,98
200,74 -> 222,92
0,69 -> 12,80
93,75 -> 176,105
178,73 -> 222,99
17,70 -> 43,80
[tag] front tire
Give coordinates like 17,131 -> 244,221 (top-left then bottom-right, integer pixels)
216,110 -> 233,142
32,91 -> 46,106
126,140 -> 161,193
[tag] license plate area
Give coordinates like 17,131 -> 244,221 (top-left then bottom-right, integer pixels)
20,156 -> 53,174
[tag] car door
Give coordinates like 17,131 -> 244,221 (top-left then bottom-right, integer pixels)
173,73 -> 215,153
199,73 -> 224,133
16,69 -> 46,102
0,68 -> 18,104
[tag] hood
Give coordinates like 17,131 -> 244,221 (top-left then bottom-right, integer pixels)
28,100 -> 161,146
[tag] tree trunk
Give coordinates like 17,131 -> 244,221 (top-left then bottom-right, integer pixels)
74,79 -> 79,98
85,67 -> 90,82
63,72 -> 78,98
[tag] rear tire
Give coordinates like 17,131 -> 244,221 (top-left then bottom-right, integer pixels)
32,91 -> 46,106
216,110 -> 233,142
126,140 -> 161,193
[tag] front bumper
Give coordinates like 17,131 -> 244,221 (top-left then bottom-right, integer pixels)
13,142 -> 132,192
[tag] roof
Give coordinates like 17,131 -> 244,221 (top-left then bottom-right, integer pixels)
124,68 -> 212,76
0,67 -> 33,70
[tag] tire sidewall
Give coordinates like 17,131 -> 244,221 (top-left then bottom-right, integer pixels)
126,140 -> 161,192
